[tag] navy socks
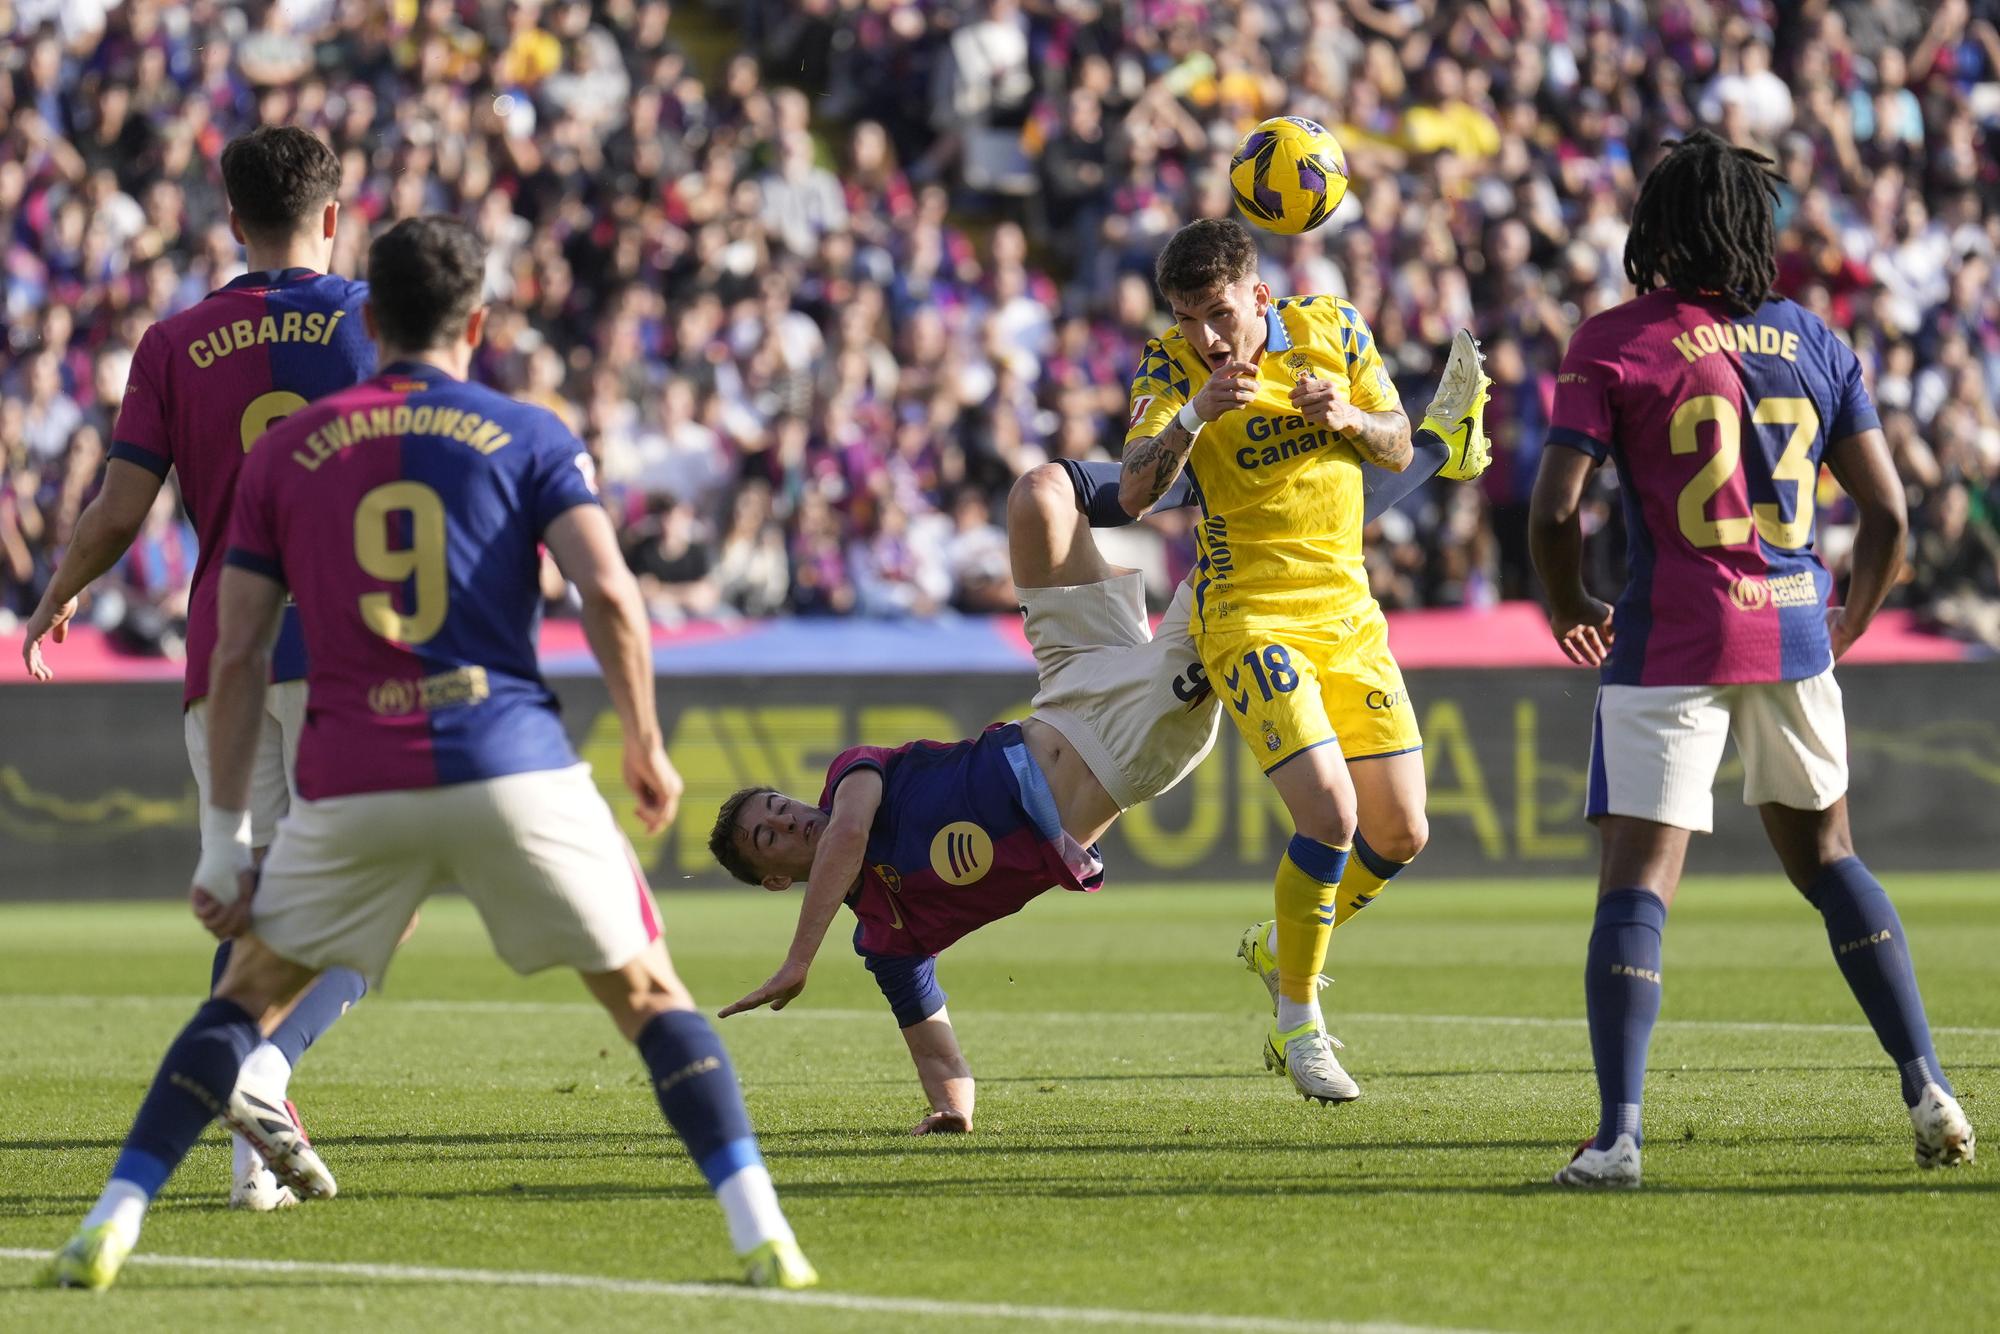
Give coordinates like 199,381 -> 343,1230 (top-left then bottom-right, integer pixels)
636,1010 -> 762,1186
1584,889 -> 1667,1150
112,998 -> 262,1195
212,939 -> 365,1067
1805,858 -> 1951,1106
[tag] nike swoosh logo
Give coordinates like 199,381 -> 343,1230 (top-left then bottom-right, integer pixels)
884,892 -> 903,931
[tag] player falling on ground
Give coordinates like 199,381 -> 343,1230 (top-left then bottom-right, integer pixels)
20,126 -> 375,1212
1118,218 -> 1490,1103
709,344 -> 1491,1129
45,217 -> 816,1291
1529,130 -> 1976,1188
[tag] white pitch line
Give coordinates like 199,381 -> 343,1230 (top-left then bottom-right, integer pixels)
0,1247 -> 1493,1334
4,993 -> 1998,1040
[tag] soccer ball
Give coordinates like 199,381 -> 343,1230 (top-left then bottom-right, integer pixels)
1228,116 -> 1350,236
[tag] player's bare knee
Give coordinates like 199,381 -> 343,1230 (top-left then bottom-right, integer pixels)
1365,814 -> 1427,864
215,938 -> 317,1030
1010,462 -> 1082,526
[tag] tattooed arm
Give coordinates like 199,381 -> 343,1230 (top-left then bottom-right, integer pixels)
1119,358 -> 1260,517
1118,416 -> 1200,518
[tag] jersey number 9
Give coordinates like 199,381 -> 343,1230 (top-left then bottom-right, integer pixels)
355,481 -> 449,645
1670,394 -> 1818,551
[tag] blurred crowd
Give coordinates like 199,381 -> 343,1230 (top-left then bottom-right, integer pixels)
2,0 -> 1998,653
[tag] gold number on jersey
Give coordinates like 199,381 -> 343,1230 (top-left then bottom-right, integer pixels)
354,481 -> 448,645
1669,394 -> 1820,552
1670,396 -> 1750,548
240,390 -> 309,453
1750,397 -> 1818,550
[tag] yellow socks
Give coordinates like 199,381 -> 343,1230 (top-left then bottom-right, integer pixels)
1335,835 -> 1410,929
1273,834 -> 1351,1023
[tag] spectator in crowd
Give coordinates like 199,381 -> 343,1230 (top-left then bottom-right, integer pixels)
1,0 -> 1996,649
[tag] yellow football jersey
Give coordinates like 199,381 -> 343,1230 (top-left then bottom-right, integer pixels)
1124,295 -> 1402,632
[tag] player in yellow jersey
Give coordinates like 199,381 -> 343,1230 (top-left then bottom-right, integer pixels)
1120,218 -> 1489,1102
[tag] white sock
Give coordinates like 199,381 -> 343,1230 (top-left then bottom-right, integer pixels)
238,1041 -> 294,1095
1277,995 -> 1322,1034
81,1179 -> 149,1240
713,1163 -> 793,1254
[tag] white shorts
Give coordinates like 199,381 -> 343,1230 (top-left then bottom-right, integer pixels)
252,764 -> 661,987
185,679 -> 307,849
1023,573 -> 1220,810
1587,670 -> 1849,833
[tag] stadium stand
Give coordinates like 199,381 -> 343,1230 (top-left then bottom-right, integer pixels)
1,0 -> 1997,655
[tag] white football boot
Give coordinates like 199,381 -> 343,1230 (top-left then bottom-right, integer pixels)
229,1162 -> 298,1212
1265,1020 -> 1362,1103
1553,1134 -> 1642,1188
223,1089 -> 338,1200
1911,1083 -> 1977,1169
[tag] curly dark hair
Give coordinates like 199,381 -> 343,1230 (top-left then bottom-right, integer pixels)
219,125 -> 343,242
1154,217 -> 1259,303
709,785 -> 779,885
1623,129 -> 1782,317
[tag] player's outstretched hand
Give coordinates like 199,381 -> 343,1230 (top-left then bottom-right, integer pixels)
718,959 -> 810,1018
1550,596 -> 1616,667
911,1109 -> 972,1136
191,872 -> 257,940
1191,360 -> 1260,423
625,737 -> 683,834
21,594 -> 77,681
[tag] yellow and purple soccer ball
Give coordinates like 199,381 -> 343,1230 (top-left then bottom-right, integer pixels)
1228,116 -> 1350,235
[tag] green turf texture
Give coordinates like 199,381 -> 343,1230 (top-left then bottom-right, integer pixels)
1,876 -> 1993,1333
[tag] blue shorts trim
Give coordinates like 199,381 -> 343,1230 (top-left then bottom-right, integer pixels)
1263,735 -> 1342,776
1347,744 -> 1424,764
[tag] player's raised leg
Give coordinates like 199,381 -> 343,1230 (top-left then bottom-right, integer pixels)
47,937 -> 322,1289
1762,798 -> 1975,1167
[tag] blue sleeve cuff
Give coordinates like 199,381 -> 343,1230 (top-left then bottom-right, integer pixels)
108,441 -> 171,478
864,952 -> 946,1028
1545,426 -> 1609,461
224,548 -> 286,584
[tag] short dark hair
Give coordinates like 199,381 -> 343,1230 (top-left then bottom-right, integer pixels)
709,786 -> 778,886
366,216 -> 489,350
1154,218 -> 1259,303
1624,129 -> 1782,317
219,126 -> 342,241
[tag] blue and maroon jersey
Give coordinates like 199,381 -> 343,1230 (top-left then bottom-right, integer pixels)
225,361 -> 600,800
109,268 -> 375,705
819,723 -> 1102,961
1549,290 -> 1879,686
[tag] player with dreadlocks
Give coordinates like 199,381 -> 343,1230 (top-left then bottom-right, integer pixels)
1527,129 -> 1976,1187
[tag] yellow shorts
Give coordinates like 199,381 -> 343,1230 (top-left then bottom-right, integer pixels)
1196,609 -> 1422,774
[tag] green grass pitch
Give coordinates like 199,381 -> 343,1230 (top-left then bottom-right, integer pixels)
1,876 -> 1994,1333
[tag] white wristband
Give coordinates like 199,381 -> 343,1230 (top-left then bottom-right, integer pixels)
1176,400 -> 1203,435
193,805 -> 254,904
